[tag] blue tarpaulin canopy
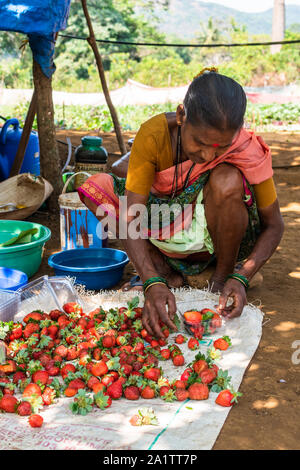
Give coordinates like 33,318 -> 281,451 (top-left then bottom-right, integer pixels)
0,0 -> 71,76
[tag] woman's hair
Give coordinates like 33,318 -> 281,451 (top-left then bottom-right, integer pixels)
183,71 -> 247,131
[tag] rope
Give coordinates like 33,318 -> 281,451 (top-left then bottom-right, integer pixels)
59,33 -> 300,48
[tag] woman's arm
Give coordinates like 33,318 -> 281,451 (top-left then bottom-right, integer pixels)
111,152 -> 130,178
218,199 -> 284,318
121,190 -> 177,338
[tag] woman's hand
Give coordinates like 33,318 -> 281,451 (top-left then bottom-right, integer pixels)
142,284 -> 178,339
217,278 -> 247,319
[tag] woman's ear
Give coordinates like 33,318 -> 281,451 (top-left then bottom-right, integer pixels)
176,104 -> 186,126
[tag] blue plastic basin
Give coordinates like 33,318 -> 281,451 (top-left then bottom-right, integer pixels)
0,267 -> 28,291
48,248 -> 129,290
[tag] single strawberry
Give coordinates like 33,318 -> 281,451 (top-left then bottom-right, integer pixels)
61,364 -> 76,379
173,380 -> 186,389
215,389 -> 242,407
0,395 -> 18,413
28,414 -> 43,428
172,355 -> 185,367
12,371 -> 26,384
159,386 -> 170,397
23,312 -> 43,323
49,309 -> 63,321
200,369 -> 217,384
175,389 -> 189,401
91,361 -> 108,377
63,302 -> 83,315
141,385 -> 156,399
23,383 -> 42,398
183,310 -> 202,323
42,387 -> 56,406
188,338 -> 200,350
181,368 -> 193,382
92,383 -> 106,394
175,334 -> 186,344
64,387 -> 78,397
68,379 -> 86,390
161,349 -> 171,360
144,367 -> 161,381
213,336 -> 231,351
23,323 -> 40,339
107,380 -> 123,399
32,370 -> 49,385
193,359 -> 208,375
188,383 -> 209,400
16,401 -> 32,416
87,376 -> 100,390
101,375 -> 114,388
94,390 -> 112,409
124,386 -> 140,400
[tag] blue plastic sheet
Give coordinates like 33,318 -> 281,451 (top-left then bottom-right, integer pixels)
0,1 -> 71,36
0,0 -> 71,77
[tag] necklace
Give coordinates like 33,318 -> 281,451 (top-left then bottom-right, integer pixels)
170,125 -> 195,199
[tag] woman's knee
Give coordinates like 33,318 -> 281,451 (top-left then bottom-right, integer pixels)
206,164 -> 244,205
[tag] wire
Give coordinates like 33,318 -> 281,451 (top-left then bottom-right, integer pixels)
59,33 -> 300,48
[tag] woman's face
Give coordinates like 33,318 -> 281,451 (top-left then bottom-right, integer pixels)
178,108 -> 239,164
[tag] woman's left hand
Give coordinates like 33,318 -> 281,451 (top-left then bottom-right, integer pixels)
217,278 -> 247,319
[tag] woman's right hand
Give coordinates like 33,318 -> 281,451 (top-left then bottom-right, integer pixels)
142,284 -> 178,339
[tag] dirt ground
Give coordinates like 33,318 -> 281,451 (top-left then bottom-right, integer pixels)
27,128 -> 300,450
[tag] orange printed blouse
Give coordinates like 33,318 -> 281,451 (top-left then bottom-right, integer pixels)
125,113 -> 277,209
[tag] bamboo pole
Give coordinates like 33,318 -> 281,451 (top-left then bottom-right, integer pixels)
81,0 -> 127,155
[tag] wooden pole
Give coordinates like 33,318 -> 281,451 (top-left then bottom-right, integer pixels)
32,59 -> 62,211
81,0 -> 127,155
9,89 -> 37,177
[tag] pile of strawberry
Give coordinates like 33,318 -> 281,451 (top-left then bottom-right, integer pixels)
0,297 -> 241,427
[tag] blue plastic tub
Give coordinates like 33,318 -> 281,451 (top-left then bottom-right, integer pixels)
48,248 -> 129,290
0,267 -> 28,291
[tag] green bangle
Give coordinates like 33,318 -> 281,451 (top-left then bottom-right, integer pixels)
226,273 -> 249,290
143,276 -> 168,292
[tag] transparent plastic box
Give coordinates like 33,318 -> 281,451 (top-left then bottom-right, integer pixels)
0,275 -> 83,322
176,300 -> 223,337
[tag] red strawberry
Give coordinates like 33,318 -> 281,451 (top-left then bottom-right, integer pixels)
61,364 -> 76,379
161,349 -> 171,360
213,336 -> 231,351
188,383 -> 209,400
28,414 -> 43,428
121,364 -> 133,376
0,395 -> 18,413
144,368 -> 161,382
102,335 -> 116,348
175,389 -> 189,401
101,375 -> 114,388
159,386 -> 170,397
172,355 -> 185,367
193,359 -> 208,374
68,379 -> 86,390
124,386 -> 140,400
12,371 -> 26,384
188,338 -> 200,350
183,310 -> 202,323
66,348 -> 78,361
42,387 -> 56,406
49,309 -> 62,321
91,361 -> 108,377
54,344 -> 68,358
87,376 -> 100,390
94,390 -> 112,409
142,386 -> 156,399
32,370 -> 49,385
181,368 -> 193,382
175,334 -> 186,344
23,383 -> 42,398
23,312 -> 43,323
107,380 -> 123,400
17,401 -> 32,416
173,380 -> 186,389
215,389 -> 242,407
63,302 -> 83,315
23,323 -> 40,339
200,369 -> 217,384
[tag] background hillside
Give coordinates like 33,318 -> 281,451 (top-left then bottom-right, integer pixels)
155,1 -> 300,37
